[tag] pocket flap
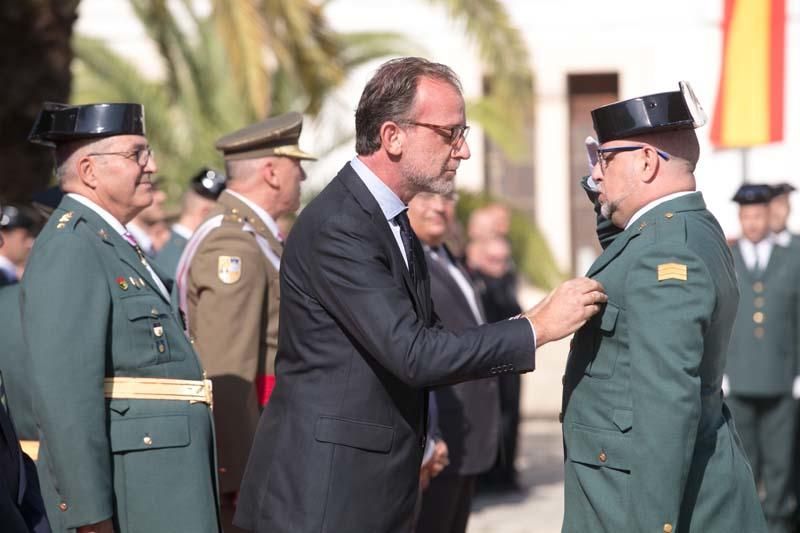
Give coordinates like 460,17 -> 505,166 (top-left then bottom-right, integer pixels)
567,423 -> 631,471
599,303 -> 620,333
612,409 -> 633,433
110,414 -> 189,453
314,416 -> 394,453
123,298 -> 168,320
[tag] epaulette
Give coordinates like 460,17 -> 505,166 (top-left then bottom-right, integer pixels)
654,210 -> 687,244
222,206 -> 245,225
54,210 -> 80,232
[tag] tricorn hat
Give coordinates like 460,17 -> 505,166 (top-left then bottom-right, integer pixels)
732,184 -> 774,205
592,82 -> 707,144
29,102 -> 145,147
190,167 -> 227,200
769,182 -> 796,197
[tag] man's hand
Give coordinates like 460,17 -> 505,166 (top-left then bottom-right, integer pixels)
419,439 -> 449,491
525,277 -> 607,347
77,519 -> 114,533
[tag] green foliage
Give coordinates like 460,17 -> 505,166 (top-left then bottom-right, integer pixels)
455,190 -> 564,290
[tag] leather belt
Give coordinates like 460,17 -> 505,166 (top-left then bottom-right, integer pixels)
20,440 -> 39,461
104,377 -> 213,406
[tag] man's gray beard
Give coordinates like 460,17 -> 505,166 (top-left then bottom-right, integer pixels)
600,201 -> 614,220
405,164 -> 455,196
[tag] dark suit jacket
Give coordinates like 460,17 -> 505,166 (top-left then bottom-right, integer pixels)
0,371 -> 50,533
235,163 -> 534,533
426,245 -> 499,476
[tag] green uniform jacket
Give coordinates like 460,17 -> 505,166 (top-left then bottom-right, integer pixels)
561,193 -> 765,533
726,241 -> 800,395
153,229 -> 188,279
20,196 -> 219,532
0,284 -> 38,440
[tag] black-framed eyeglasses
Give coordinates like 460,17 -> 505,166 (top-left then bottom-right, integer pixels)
87,147 -> 153,168
596,145 -> 670,175
403,121 -> 470,150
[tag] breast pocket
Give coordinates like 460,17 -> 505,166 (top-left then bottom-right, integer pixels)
584,302 -> 621,379
119,296 -> 183,366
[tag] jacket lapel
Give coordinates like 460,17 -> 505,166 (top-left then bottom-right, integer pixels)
337,164 -> 424,312
218,191 -> 284,263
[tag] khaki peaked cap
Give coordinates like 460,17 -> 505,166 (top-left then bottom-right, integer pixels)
215,111 -> 317,161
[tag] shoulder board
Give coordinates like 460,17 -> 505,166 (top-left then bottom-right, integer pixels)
654,211 -> 687,244
53,210 -> 81,232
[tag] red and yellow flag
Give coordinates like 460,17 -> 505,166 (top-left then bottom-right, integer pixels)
711,0 -> 786,148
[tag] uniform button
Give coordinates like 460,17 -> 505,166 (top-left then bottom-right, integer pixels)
143,435 -> 153,446
753,282 -> 764,293
754,327 -> 765,339
663,524 -> 673,533
753,311 -> 764,324
664,212 -> 674,219
598,450 -> 607,463
59,502 -> 68,512
151,307 -> 159,316
754,296 -> 765,308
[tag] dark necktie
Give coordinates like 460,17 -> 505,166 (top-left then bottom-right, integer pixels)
395,211 -> 418,283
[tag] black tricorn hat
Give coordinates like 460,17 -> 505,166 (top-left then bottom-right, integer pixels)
190,167 -> 227,200
29,102 -> 146,147
769,182 -> 796,197
592,81 -> 707,144
0,205 -> 36,231
732,184 -> 774,205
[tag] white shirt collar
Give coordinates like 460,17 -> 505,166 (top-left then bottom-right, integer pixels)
225,190 -> 281,241
67,193 -> 128,236
350,156 -> 407,221
0,255 -> 17,281
125,222 -> 154,254
625,191 -> 694,230
738,236 -> 774,272
171,223 -> 193,240
773,229 -> 792,248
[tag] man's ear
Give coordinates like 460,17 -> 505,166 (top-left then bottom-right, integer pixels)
262,159 -> 279,188
76,154 -> 99,189
639,145 -> 660,183
379,122 -> 404,156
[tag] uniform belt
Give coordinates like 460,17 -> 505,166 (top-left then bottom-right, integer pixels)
104,377 -> 213,406
20,440 -> 39,461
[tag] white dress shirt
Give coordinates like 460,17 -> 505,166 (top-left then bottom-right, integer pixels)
738,237 -> 773,273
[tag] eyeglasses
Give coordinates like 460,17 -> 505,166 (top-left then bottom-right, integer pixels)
403,121 -> 470,151
596,145 -> 670,175
87,147 -> 153,168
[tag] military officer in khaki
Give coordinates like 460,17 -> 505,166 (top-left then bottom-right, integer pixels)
562,84 -> 766,533
724,184 -> 800,533
177,111 -> 315,532
22,102 -> 219,533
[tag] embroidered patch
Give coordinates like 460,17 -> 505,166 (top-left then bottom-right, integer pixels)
657,263 -> 687,282
218,256 -> 242,284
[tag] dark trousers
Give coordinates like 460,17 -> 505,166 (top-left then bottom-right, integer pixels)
416,475 -> 476,533
729,394 -> 796,533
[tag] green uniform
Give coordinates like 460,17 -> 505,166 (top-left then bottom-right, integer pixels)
20,195 -> 220,532
726,239 -> 800,533
0,284 -> 37,440
562,193 -> 766,533
153,228 -> 188,279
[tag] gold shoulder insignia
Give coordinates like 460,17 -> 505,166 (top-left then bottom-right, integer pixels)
657,262 -> 687,281
97,229 -> 109,241
56,210 -> 74,230
218,255 -> 242,284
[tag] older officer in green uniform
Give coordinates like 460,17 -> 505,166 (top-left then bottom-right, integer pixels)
724,184 -> 800,533
561,83 -> 766,533
22,102 -> 219,533
176,112 -> 314,532
153,167 -> 226,277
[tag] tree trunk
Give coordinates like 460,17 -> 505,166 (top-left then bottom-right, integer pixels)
0,0 -> 80,202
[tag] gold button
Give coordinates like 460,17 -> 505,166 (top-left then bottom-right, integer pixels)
151,308 -> 159,316
754,296 -> 765,308
231,208 -> 238,214
753,312 -> 764,324
59,502 -> 68,511
143,435 -> 153,446
158,343 -> 166,353
754,326 -> 765,339
664,212 -> 674,219
664,524 -> 673,533
753,282 -> 764,293
598,450 -> 607,463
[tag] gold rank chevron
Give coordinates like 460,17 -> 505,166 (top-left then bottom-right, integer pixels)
657,262 -> 688,281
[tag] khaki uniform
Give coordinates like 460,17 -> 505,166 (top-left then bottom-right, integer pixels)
183,190 -> 281,495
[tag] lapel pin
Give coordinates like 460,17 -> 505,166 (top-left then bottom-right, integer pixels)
116,276 -> 129,291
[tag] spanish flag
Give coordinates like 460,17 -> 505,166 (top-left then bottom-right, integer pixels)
711,0 -> 786,148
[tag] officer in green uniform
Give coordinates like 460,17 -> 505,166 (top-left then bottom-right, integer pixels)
725,184 -> 800,533
153,167 -> 226,277
22,102 -> 220,533
561,83 -> 766,533
770,183 -> 800,250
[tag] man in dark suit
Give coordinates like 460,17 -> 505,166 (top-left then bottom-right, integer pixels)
408,191 -> 498,533
234,57 -> 606,533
